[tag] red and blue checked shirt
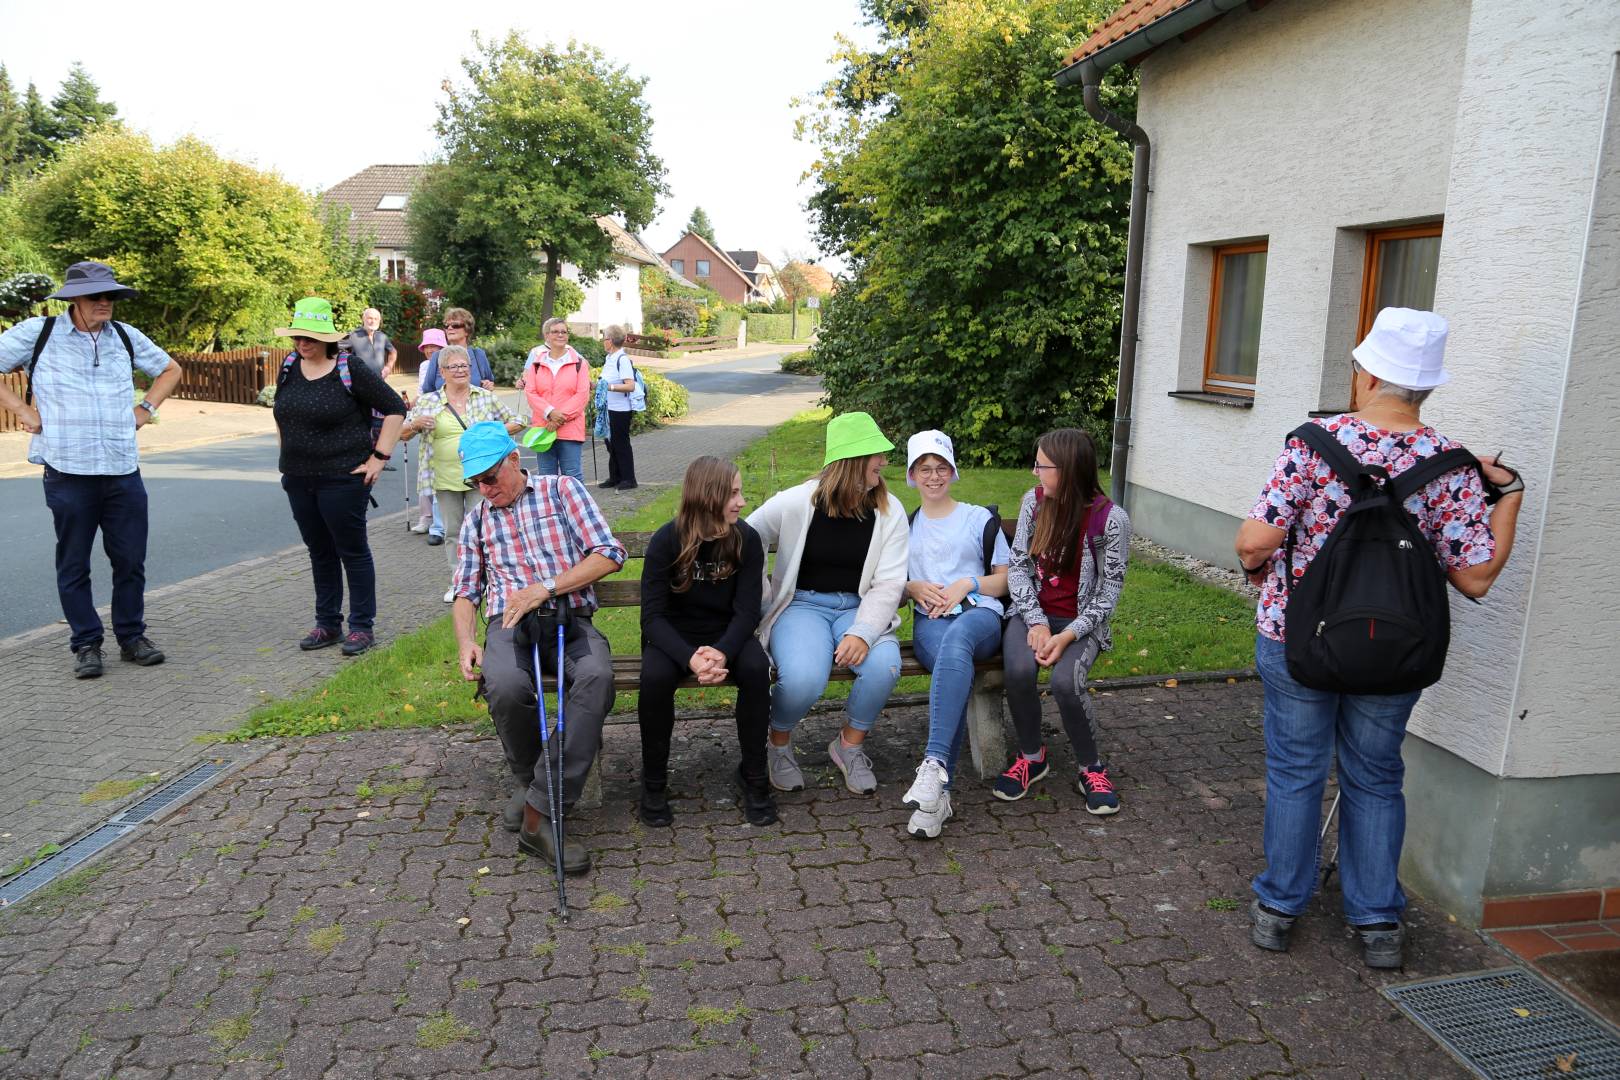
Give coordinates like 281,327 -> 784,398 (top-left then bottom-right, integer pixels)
451,472 -> 627,616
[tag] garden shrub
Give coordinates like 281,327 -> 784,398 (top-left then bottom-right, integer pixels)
744,313 -> 812,342
583,365 -> 688,435
484,333 -> 604,385
713,309 -> 742,339
645,297 -> 699,336
779,350 -> 821,375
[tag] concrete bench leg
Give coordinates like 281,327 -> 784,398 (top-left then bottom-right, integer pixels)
964,670 -> 1008,781
577,752 -> 603,811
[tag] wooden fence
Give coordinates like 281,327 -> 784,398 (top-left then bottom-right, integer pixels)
624,333 -> 724,358
0,371 -> 26,434
168,347 -> 284,405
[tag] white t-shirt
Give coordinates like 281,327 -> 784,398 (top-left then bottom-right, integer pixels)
601,349 -> 635,412
907,502 -> 1012,617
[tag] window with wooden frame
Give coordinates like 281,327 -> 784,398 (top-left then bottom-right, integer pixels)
1352,222 -> 1442,405
695,259 -> 711,278
1203,242 -> 1268,395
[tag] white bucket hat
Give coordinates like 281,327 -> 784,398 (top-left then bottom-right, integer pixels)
905,429 -> 958,487
1352,307 -> 1451,390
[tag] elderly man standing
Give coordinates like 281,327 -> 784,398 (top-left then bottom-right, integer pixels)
450,422 -> 626,874
346,307 -> 397,378
1235,308 -> 1525,969
0,262 -> 183,678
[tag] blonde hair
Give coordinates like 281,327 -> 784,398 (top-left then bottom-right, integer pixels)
812,455 -> 888,519
443,307 -> 475,337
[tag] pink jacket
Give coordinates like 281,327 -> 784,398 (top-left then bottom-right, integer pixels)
522,346 -> 591,442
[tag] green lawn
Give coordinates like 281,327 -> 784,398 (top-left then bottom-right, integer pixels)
220,409 -> 1254,741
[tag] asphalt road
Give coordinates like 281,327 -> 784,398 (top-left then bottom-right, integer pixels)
0,350 -> 803,640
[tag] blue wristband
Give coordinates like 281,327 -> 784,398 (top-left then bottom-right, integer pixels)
968,575 -> 980,596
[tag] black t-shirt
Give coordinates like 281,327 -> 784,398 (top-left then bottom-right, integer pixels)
640,520 -> 765,666
273,356 -> 406,477
796,507 -> 876,594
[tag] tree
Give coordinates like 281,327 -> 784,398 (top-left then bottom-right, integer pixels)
433,33 -> 667,322
46,63 -> 118,144
17,83 -> 53,170
19,128 -> 368,349
406,162 -> 533,321
800,0 -> 1132,464
0,67 -> 20,184
776,258 -> 813,339
685,206 -> 716,245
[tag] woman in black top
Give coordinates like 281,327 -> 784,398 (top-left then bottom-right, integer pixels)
271,298 -> 406,657
639,456 -> 774,827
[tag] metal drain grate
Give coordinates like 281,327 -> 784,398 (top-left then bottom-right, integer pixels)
0,823 -> 135,908
109,761 -> 228,825
1385,967 -> 1620,1079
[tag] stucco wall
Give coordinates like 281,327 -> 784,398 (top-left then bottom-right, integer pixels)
564,259 -> 645,335
1126,0 -> 1620,777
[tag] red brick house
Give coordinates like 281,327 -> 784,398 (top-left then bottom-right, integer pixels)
659,232 -> 767,304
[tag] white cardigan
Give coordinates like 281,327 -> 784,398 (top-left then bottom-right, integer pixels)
745,479 -> 910,649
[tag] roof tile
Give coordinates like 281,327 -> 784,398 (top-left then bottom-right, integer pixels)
1066,0 -> 1198,66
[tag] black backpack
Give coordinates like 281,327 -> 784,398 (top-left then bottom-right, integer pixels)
1282,423 -> 1480,694
907,503 -> 1005,575
26,315 -> 136,406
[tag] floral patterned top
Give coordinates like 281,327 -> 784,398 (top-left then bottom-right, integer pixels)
1249,415 -> 1495,642
405,386 -> 518,493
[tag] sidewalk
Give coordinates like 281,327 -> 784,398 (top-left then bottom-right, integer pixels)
0,380 -> 821,879
0,680 -> 1498,1077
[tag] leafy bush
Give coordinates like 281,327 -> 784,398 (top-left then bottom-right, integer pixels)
713,309 -> 742,339
645,297 -> 699,336
570,333 -> 605,364
744,313 -> 813,342
0,273 -> 55,316
779,350 -> 821,375
257,384 -> 277,407
369,279 -> 437,349
498,275 -> 586,341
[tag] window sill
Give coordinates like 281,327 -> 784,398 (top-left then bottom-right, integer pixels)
1308,407 -> 1350,418
1167,390 -> 1254,409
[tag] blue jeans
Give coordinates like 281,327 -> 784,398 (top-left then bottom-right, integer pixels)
911,605 -> 1003,783
1252,633 -> 1421,925
428,493 -> 444,538
769,590 -> 901,734
532,439 -> 584,485
42,465 -> 149,651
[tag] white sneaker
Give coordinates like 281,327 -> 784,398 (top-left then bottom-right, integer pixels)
908,791 -> 953,840
903,757 -> 949,812
443,589 -> 455,604
410,522 -> 429,534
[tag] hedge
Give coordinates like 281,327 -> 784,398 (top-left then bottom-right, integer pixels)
744,313 -> 815,342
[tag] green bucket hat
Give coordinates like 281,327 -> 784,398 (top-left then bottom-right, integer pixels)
519,425 -> 558,453
823,411 -> 895,467
274,296 -> 346,343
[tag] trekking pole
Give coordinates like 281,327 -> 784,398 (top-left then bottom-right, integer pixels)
1319,791 -> 1342,890
401,434 -> 412,531
553,621 -> 569,921
530,641 -> 568,918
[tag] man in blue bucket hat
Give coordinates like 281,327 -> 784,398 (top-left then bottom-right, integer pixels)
449,422 -> 627,874
0,261 -> 184,678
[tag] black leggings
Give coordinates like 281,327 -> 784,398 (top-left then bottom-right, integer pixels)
1003,614 -> 1104,766
638,637 -> 771,785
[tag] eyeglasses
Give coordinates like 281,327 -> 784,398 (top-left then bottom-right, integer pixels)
1032,463 -> 1060,472
546,327 -> 570,335
445,323 -> 467,330
913,465 -> 953,479
469,465 -> 505,487
441,364 -> 471,372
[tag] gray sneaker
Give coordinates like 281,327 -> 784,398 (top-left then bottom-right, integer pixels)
1354,923 -> 1406,969
1249,899 -> 1296,952
828,736 -> 878,795
767,742 -> 805,792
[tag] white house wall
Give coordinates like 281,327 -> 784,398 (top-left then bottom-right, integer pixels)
1434,2 -> 1620,779
560,259 -> 645,334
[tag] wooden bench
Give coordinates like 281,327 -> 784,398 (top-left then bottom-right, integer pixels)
556,527 -> 1016,808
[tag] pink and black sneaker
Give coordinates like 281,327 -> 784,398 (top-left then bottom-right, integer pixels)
1078,762 -> 1120,816
993,747 -> 1049,801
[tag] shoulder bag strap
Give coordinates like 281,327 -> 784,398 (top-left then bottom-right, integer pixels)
1289,423 -> 1373,486
24,315 -> 57,407
1388,446 -> 1481,504
111,321 -> 135,362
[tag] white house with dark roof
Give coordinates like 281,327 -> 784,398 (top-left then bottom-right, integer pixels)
724,250 -> 783,304
320,164 -> 659,333
1059,0 -> 1620,925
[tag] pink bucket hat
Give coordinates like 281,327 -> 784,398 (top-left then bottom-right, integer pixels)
419,328 -> 447,351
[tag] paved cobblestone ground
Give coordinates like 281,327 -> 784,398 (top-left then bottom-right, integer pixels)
0,681 -> 1499,1078
0,379 -> 820,877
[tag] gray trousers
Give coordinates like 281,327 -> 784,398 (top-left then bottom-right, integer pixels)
435,488 -> 482,571
1003,613 -> 1104,766
483,617 -> 613,818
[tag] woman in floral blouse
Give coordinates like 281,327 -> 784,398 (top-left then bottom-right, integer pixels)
400,345 -> 522,602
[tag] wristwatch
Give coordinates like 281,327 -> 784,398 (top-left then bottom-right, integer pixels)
541,576 -> 558,598
137,399 -> 158,417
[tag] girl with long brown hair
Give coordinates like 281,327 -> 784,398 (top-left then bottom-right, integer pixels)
638,456 -> 774,826
747,413 -> 910,797
998,428 -> 1132,813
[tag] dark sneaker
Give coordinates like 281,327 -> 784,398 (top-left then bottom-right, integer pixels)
73,644 -> 104,679
615,483 -> 638,491
519,820 -> 591,874
1354,922 -> 1406,969
993,747 -> 1049,801
426,533 -> 445,546
118,636 -> 165,666
737,766 -> 779,827
597,480 -> 619,490
299,627 -> 341,651
1250,900 -> 1296,952
501,790 -> 527,833
638,785 -> 674,828
340,631 -> 375,657
1078,762 -> 1121,816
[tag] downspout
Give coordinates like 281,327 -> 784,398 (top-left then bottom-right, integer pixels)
1061,59 -> 1149,510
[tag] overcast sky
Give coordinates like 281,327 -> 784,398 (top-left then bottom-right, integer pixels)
0,0 -> 876,269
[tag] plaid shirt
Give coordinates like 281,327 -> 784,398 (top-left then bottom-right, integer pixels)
405,386 -> 518,493
451,472 -> 626,616
0,315 -> 174,475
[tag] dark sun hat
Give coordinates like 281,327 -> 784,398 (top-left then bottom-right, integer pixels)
47,261 -> 139,301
